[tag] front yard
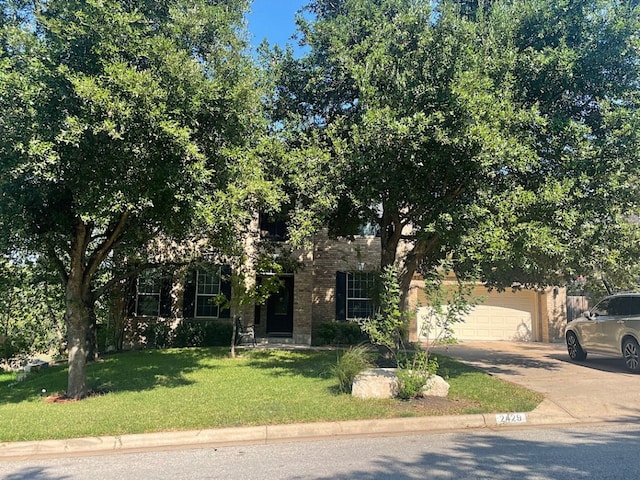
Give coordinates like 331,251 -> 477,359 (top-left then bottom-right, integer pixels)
0,347 -> 543,442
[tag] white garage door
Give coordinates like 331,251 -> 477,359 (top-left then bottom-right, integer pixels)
418,288 -> 537,342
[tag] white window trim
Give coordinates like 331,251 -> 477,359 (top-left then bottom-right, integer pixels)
136,273 -> 161,317
346,271 -> 375,321
194,268 -> 222,319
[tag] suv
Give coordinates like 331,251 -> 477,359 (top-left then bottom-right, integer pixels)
565,293 -> 640,372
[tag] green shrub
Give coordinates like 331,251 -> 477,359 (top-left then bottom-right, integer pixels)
143,322 -> 173,349
396,351 -> 439,400
330,345 -> 373,393
202,322 -> 233,347
315,321 -> 367,346
315,322 -> 337,345
172,321 -> 233,348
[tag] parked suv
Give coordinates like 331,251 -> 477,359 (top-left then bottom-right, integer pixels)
565,293 -> 640,372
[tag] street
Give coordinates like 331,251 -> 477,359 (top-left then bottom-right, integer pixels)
1,423 -> 639,479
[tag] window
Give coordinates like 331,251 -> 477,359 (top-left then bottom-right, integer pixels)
594,296 -> 640,317
195,269 -> 222,318
260,212 -> 288,241
592,298 -> 611,316
357,222 -> 381,237
336,271 -> 377,321
183,265 -> 231,319
136,270 -> 163,317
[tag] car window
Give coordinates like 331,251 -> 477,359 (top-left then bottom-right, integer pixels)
628,297 -> 640,316
607,298 -> 624,316
592,297 -> 640,317
616,297 -> 635,316
592,299 -> 611,316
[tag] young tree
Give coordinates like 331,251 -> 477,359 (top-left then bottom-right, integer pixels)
272,0 -> 640,302
0,0 -> 259,398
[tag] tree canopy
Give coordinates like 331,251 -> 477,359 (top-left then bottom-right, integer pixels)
269,0 -> 640,296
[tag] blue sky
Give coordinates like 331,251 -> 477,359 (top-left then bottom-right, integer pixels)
246,0 -> 309,53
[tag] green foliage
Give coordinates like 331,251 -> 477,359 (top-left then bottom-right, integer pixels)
277,0 -> 640,300
419,263 -> 483,347
396,351 -> 439,400
330,345 -> 373,393
142,322 -> 174,350
133,320 -> 234,350
0,0 -> 261,397
0,258 -> 65,364
315,321 -> 367,346
171,321 -> 233,348
360,265 -> 407,357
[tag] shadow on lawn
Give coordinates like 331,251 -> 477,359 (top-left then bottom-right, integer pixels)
0,347 -> 224,404
241,349 -> 483,383
243,349 -> 337,380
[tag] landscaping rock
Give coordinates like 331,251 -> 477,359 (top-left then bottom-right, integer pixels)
421,375 -> 450,397
352,369 -> 451,399
352,368 -> 398,399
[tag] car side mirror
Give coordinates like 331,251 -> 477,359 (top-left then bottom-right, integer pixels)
583,311 -> 593,320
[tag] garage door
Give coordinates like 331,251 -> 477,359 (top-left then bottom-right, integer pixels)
418,288 -> 537,342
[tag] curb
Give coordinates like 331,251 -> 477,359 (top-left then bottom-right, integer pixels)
0,408 -> 582,461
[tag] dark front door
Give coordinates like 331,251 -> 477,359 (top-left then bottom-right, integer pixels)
266,276 -> 294,337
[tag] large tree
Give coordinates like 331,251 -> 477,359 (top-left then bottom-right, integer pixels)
0,0 -> 259,398
270,0 -> 640,299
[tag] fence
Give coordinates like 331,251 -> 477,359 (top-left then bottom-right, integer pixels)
566,295 -> 589,322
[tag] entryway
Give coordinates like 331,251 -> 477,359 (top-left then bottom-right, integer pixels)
266,276 -> 294,337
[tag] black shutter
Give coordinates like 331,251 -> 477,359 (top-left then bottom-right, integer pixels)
159,272 -> 173,317
183,270 -> 196,318
127,277 -> 138,317
336,271 -> 347,321
219,265 -> 232,318
254,276 -> 262,324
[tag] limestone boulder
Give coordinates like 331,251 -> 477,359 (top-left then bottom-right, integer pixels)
352,368 -> 398,399
421,374 -> 450,397
352,368 -> 450,399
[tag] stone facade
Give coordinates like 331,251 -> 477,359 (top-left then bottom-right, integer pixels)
309,232 -> 381,341
125,227 -> 568,347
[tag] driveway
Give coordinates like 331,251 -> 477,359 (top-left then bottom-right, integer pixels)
431,341 -> 640,424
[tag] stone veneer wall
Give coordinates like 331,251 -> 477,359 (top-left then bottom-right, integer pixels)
292,248 -> 315,344
309,230 -> 382,339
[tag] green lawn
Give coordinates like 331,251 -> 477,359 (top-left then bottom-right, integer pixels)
0,348 -> 543,442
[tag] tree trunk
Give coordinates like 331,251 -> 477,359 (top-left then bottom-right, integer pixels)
64,220 -> 92,399
61,214 -> 129,398
86,297 -> 98,362
380,206 -> 402,271
379,205 -> 441,311
65,278 -> 89,399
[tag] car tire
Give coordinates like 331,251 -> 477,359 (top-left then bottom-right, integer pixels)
566,331 -> 587,361
622,337 -> 640,372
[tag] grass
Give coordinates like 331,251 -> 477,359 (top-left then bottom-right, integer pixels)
0,348 -> 543,442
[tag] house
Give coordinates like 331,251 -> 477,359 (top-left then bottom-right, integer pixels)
123,219 -> 568,349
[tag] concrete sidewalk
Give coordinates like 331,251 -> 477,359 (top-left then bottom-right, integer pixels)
2,341 -> 636,461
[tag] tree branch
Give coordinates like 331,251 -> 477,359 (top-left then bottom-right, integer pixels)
84,211 -> 130,291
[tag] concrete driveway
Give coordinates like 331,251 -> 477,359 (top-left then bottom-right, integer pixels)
432,341 -> 640,424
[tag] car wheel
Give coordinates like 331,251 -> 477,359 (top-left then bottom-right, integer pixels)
622,338 -> 640,372
566,331 -> 587,361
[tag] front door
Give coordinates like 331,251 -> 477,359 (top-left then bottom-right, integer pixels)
266,276 -> 294,337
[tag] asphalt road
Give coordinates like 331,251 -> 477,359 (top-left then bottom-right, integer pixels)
2,423 -> 640,480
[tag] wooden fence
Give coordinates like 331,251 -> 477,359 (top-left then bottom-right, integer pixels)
566,295 -> 589,322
